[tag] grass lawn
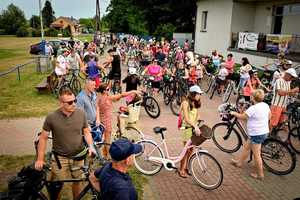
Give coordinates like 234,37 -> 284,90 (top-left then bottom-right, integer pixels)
0,155 -> 147,200
0,35 -> 91,119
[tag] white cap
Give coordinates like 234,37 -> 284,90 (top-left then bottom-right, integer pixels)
189,85 -> 204,94
128,67 -> 137,75
285,68 -> 298,78
286,60 -> 293,65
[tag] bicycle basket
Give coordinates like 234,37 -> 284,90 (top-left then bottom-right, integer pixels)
127,100 -> 142,123
218,103 -> 234,121
91,124 -> 105,142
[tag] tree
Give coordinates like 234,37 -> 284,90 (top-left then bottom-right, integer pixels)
29,15 -> 40,29
0,4 -> 27,35
79,18 -> 95,30
42,0 -> 55,27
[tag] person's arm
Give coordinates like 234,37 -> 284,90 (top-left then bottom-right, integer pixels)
230,111 -> 248,120
81,63 -> 88,75
89,172 -> 101,192
35,130 -> 49,170
96,98 -> 101,125
110,90 -> 138,102
141,67 -> 148,76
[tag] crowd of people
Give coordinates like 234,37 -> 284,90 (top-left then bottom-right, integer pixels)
33,34 -> 300,199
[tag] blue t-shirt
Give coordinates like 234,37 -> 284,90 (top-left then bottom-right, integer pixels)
87,60 -> 99,78
94,163 -> 137,200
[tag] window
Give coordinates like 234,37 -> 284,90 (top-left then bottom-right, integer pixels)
201,11 -> 208,31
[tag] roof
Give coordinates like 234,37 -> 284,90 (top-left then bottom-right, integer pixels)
51,16 -> 79,26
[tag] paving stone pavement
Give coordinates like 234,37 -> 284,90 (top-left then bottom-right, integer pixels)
0,70 -> 299,199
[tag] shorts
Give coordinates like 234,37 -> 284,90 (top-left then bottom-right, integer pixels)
216,77 -> 226,85
182,128 -> 193,142
108,71 -> 121,80
270,105 -> 287,127
48,155 -> 85,181
249,134 -> 267,144
151,81 -> 160,89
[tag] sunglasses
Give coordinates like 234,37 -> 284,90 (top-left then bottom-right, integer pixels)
63,99 -> 77,105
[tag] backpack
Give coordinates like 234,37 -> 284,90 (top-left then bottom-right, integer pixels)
6,166 -> 46,200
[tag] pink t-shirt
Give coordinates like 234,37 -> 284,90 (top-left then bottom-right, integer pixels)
147,65 -> 162,81
225,59 -> 235,74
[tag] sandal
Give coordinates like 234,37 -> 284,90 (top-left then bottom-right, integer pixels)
185,169 -> 192,176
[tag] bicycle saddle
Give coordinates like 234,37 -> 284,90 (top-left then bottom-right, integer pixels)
153,127 -> 167,134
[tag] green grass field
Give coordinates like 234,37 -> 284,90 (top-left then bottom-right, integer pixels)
0,35 -> 93,119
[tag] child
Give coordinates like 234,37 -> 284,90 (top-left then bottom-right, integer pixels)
122,67 -> 141,103
217,63 -> 229,94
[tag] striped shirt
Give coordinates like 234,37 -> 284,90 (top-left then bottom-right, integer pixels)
271,78 -> 290,108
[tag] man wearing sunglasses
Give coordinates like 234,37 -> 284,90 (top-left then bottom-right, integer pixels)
35,87 -> 96,199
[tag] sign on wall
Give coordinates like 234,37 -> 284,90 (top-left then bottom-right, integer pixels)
238,32 -> 259,51
266,34 -> 292,54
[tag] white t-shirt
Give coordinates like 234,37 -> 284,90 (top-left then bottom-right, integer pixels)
218,68 -> 228,80
240,64 -> 252,79
245,102 -> 270,136
271,78 -> 290,108
55,55 -> 68,76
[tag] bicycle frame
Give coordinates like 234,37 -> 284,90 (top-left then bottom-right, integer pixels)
146,138 -> 208,171
226,117 -> 248,141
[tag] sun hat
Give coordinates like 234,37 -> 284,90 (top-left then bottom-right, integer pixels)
109,138 -> 142,161
285,68 -> 298,78
189,85 -> 204,94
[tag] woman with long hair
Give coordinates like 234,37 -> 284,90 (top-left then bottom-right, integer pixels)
178,85 -> 203,178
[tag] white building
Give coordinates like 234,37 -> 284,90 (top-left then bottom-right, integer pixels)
194,0 -> 300,66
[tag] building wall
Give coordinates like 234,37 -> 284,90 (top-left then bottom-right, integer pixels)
195,0 -> 233,56
253,2 -> 273,34
231,2 -> 255,33
227,50 -> 300,67
173,33 -> 193,47
282,15 -> 300,35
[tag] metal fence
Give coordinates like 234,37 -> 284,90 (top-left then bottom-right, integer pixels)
0,55 -> 52,81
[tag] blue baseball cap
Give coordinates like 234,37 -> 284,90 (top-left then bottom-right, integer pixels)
109,139 -> 142,161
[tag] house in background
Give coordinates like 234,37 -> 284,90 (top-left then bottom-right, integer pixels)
50,16 -> 81,36
194,0 -> 300,66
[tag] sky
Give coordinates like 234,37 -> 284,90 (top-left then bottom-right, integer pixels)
0,0 -> 111,19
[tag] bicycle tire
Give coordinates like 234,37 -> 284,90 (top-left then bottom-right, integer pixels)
170,96 -> 180,116
289,127 -> 300,154
134,140 -> 164,175
204,75 -> 213,93
122,126 -> 145,143
199,74 -> 210,93
261,138 -> 296,175
75,182 -> 101,200
209,79 -> 217,100
163,84 -> 171,105
70,78 -> 81,95
49,72 -> 58,93
188,151 -> 223,190
212,122 -> 243,153
144,96 -> 160,118
222,82 -> 233,103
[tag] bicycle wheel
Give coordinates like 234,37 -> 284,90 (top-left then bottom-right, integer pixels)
199,74 -> 210,93
209,79 -> 217,100
289,127 -> 300,154
204,75 -> 213,93
76,182 -> 102,200
144,96 -> 160,118
212,122 -> 242,153
49,72 -> 58,93
134,140 -> 164,175
70,78 -> 81,95
170,97 -> 180,116
123,126 -> 145,143
163,84 -> 171,105
188,151 -> 223,190
222,82 -> 233,103
261,138 -> 296,175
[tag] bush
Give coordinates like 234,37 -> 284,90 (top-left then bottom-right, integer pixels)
16,26 -> 29,37
31,28 -> 41,37
45,28 -> 58,37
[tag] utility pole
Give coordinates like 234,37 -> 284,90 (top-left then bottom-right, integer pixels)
39,0 -> 44,40
96,0 -> 101,32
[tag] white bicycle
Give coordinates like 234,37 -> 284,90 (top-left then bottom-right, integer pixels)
134,126 -> 223,190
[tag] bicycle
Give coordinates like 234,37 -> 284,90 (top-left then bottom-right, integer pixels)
222,74 -> 240,103
169,77 -> 188,116
212,103 -> 296,175
53,69 -> 82,96
134,125 -> 223,190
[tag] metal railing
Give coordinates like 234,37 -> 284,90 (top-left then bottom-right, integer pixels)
0,55 -> 51,81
